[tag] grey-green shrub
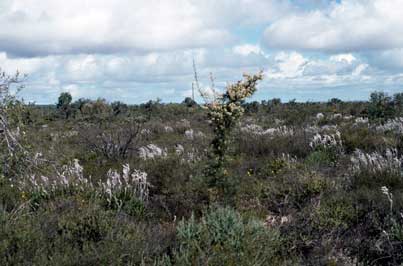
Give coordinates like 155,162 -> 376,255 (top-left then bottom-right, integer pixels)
167,206 -> 285,266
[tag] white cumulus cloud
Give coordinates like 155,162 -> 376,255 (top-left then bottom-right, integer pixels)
0,0 -> 291,57
263,0 -> 403,52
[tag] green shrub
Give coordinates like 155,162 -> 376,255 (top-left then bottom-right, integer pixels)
0,197 -> 174,265
167,206 -> 286,266
314,196 -> 356,229
263,158 -> 287,176
368,91 -> 395,120
0,175 -> 21,211
262,171 -> 330,213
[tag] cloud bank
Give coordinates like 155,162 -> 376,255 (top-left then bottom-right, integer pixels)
0,0 -> 401,103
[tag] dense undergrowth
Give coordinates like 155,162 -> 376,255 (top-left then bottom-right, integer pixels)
2,71 -> 403,265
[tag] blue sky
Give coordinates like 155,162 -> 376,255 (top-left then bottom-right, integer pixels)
0,0 -> 402,104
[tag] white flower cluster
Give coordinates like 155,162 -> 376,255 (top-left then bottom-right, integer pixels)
330,113 -> 343,120
353,117 -> 369,126
316,113 -> 325,120
185,148 -> 202,163
381,186 -> 394,212
184,129 -> 205,140
241,124 -> 294,138
48,130 -> 78,142
19,160 -> 150,204
102,164 -> 150,204
141,128 -> 152,136
343,115 -> 354,121
207,101 -> 245,131
309,131 -> 343,150
19,159 -> 91,195
240,124 -> 263,134
138,144 -> 167,160
175,144 -> 201,163
281,153 -> 298,167
350,149 -> 402,175
175,119 -> 191,131
203,72 -> 263,136
304,125 -> 320,134
375,117 -> 403,135
322,113 -> 353,121
304,125 -> 338,135
265,213 -> 291,228
164,125 -> 174,133
175,144 -> 185,155
274,118 -> 284,125
225,72 -> 263,102
57,159 -> 88,186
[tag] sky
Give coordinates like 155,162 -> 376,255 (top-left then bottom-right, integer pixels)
0,0 -> 403,104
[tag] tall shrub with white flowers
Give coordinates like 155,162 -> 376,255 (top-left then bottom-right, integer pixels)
199,71 -> 264,187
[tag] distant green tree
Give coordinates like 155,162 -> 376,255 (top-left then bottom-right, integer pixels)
111,101 -> 128,116
56,92 -> 72,119
288,98 -> 297,106
244,101 -> 259,113
393,92 -> 403,115
268,98 -> 281,106
182,97 -> 197,107
80,98 -> 111,118
368,91 -> 395,120
142,98 -> 161,120
264,98 -> 281,113
328,98 -> 343,105
72,98 -> 91,116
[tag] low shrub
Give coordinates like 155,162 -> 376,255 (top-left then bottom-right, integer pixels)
163,206 -> 287,266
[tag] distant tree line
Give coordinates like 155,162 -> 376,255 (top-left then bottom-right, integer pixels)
54,91 -> 403,121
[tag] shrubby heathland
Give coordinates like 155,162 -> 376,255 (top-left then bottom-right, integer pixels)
2,69 -> 403,265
